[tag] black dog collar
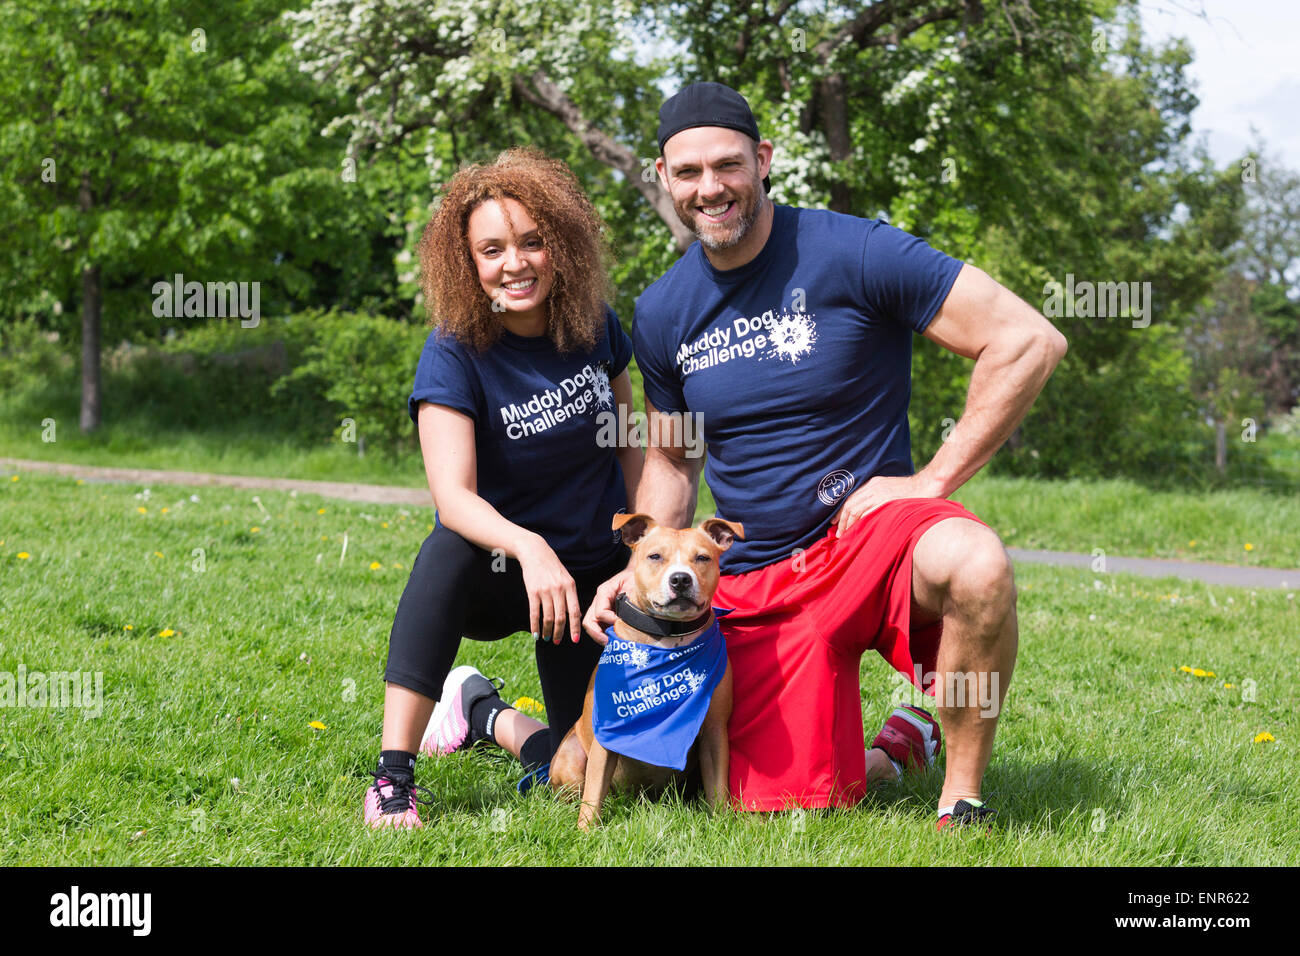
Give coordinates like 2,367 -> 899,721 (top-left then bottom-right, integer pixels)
615,593 -> 712,638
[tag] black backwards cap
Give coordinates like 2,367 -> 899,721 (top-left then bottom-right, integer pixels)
656,82 -> 770,193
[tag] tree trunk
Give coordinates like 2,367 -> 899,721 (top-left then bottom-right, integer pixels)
818,73 -> 855,214
79,263 -> 102,433
1214,420 -> 1226,476
79,171 -> 102,433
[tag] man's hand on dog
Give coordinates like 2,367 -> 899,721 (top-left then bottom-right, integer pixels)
582,565 -> 634,645
832,474 -> 945,538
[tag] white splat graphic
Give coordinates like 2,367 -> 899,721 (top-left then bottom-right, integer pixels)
765,312 -> 818,364
629,644 -> 650,669
592,365 -> 613,409
684,668 -> 706,694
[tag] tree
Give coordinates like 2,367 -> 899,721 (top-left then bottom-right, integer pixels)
0,0 -> 401,432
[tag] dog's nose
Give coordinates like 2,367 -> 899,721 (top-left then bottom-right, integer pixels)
669,572 -> 693,594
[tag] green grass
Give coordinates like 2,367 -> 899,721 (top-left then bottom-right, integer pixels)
2,472 -> 1296,865
951,475 -> 1300,569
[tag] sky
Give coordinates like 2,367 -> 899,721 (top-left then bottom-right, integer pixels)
1139,0 -> 1300,169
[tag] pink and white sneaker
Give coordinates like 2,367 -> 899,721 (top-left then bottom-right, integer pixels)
421,665 -> 505,757
870,705 -> 943,775
363,768 -> 431,830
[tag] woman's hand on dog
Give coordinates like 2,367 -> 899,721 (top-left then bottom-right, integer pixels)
517,533 -> 582,644
582,566 -> 635,645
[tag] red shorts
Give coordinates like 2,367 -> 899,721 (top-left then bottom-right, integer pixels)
713,497 -> 989,811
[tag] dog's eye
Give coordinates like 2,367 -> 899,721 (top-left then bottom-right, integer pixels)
694,554 -> 712,564
647,553 -> 662,561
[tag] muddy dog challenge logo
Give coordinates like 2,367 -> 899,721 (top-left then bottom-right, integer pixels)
677,308 -> 818,376
498,363 -> 611,440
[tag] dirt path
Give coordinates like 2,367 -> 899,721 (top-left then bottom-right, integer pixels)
5,457 -> 1296,589
1,457 -> 430,506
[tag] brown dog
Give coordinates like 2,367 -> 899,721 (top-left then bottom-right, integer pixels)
549,513 -> 742,830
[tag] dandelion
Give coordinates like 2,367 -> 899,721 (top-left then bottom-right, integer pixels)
9,475 -> 17,482
161,507 -> 169,514
124,625 -> 134,631
1224,683 -> 1236,689
137,506 -> 147,514
369,561 -> 383,570
76,479 -> 84,486
309,720 -> 327,731
1253,732 -> 1274,744
317,508 -> 326,515
392,562 -> 404,569
154,551 -> 163,558
513,696 -> 545,717
382,522 -> 389,529
17,552 -> 30,560
1188,540 -> 1196,547
250,527 -> 260,534
159,628 -> 176,637
1179,665 -> 1192,673
1244,543 -> 1253,552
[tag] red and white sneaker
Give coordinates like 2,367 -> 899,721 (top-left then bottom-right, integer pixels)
870,705 -> 943,774
363,768 -> 431,830
421,665 -> 506,757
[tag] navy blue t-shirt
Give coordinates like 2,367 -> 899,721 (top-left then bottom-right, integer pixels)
409,307 -> 633,571
633,205 -> 963,574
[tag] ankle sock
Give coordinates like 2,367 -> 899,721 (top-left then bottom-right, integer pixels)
519,728 -> 552,774
469,694 -> 512,746
379,750 -> 416,780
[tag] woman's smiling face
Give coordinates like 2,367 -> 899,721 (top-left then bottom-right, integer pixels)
466,197 -> 554,332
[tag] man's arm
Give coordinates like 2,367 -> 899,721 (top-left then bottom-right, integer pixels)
635,397 -> 702,526
918,263 -> 1067,496
833,263 -> 1067,535
582,398 -> 701,640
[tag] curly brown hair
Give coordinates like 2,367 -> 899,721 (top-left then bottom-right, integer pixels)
418,146 -> 613,354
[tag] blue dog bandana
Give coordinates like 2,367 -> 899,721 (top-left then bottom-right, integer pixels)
593,612 -> 729,771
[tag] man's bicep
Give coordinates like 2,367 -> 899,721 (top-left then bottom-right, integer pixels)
923,264 -> 1063,360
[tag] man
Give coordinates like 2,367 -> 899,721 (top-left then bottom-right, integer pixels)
583,82 -> 1067,828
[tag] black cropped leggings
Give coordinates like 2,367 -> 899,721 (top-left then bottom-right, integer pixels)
383,523 -> 628,759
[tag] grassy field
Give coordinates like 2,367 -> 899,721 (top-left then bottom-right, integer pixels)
2,471 -> 1295,865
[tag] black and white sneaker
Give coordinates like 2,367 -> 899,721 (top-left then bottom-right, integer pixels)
937,798 -> 998,832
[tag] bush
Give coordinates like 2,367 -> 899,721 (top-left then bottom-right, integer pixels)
0,319 -> 71,393
273,310 -> 428,452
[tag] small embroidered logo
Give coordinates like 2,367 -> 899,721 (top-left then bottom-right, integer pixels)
817,469 -> 856,506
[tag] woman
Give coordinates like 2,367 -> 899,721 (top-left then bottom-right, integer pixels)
365,147 -> 642,828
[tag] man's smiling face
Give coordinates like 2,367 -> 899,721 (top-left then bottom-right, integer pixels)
657,127 -> 773,252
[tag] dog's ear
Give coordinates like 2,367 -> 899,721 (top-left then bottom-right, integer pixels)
699,518 -> 744,551
612,512 -> 656,546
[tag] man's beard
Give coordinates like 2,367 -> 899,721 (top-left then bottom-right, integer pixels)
676,180 -> 763,251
